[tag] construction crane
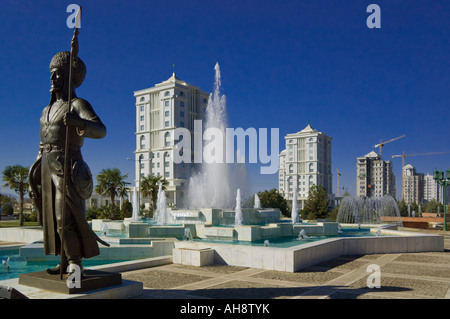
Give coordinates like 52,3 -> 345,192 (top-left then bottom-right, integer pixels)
392,151 -> 450,201
374,135 -> 406,159
336,169 -> 341,198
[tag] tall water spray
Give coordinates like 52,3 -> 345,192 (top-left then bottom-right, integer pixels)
131,187 -> 140,221
291,186 -> 299,224
254,193 -> 261,209
155,183 -> 168,225
235,188 -> 243,226
187,63 -> 248,209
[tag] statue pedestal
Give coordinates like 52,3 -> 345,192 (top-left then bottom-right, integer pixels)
18,269 -> 122,294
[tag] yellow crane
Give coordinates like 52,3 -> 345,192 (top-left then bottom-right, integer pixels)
374,135 -> 406,159
336,169 -> 341,198
392,151 -> 450,201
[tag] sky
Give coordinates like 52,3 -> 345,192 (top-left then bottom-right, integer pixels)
0,0 -> 449,201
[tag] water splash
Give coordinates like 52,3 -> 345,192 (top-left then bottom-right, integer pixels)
235,188 -> 243,226
184,228 -> 193,241
291,186 -> 299,224
254,193 -> 261,209
337,195 -> 402,227
131,187 -> 140,221
186,63 -> 248,209
155,183 -> 168,225
297,229 -> 308,240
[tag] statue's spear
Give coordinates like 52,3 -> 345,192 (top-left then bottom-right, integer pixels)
60,6 -> 82,280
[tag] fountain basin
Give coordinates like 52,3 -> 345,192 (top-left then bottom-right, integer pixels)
174,227 -> 444,272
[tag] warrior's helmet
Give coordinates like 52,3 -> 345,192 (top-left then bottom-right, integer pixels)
49,51 -> 86,88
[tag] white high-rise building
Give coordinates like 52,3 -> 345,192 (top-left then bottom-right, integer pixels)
278,124 -> 333,209
133,73 -> 210,207
402,164 -> 424,204
356,151 -> 396,198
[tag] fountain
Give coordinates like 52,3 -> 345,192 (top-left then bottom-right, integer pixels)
101,223 -> 109,236
131,187 -> 140,221
254,193 -> 261,209
184,228 -> 193,241
336,195 -> 403,227
86,63 -> 442,273
235,189 -> 243,226
291,186 -> 299,224
154,183 -> 169,225
186,63 -> 248,209
297,229 -> 308,240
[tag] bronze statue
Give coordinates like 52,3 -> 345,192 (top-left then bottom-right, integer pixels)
28,30 -> 108,276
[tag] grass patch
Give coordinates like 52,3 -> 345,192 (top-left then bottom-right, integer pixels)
0,221 -> 40,227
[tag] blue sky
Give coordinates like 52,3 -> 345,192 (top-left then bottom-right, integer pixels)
0,0 -> 449,200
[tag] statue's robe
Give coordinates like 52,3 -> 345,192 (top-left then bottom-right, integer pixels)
29,98 -> 106,260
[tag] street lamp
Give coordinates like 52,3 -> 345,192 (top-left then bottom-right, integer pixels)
433,169 -> 450,231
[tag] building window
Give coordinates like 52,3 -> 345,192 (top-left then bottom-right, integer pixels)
140,125 -> 144,131
165,111 -> 169,117
165,132 -> 170,147
165,171 -> 170,177
140,136 -> 145,149
165,121 -> 169,127
165,91 -> 170,97
140,105 -> 144,112
180,121 -> 185,127
179,91 -> 184,97
180,101 -> 184,107
165,100 -> 169,107
140,97 -> 145,102
140,115 -> 144,121
180,111 -> 184,117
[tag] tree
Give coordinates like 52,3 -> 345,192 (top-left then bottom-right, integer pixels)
257,189 -> 289,217
2,165 -> 29,226
303,184 -> 329,220
95,168 -> 130,219
423,199 -> 444,214
397,199 -> 408,217
140,175 -> 168,213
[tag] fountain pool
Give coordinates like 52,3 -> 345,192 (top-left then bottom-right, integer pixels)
0,248 -> 131,281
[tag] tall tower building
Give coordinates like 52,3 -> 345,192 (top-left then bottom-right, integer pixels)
356,151 -> 396,198
133,73 -> 210,207
402,164 -> 424,204
424,173 -> 450,205
278,124 -> 333,209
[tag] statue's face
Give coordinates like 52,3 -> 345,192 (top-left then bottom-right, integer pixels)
50,67 -> 64,92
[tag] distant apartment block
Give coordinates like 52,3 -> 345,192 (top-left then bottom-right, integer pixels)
356,151 -> 396,198
133,73 -> 210,207
402,164 -> 424,204
278,124 -> 333,209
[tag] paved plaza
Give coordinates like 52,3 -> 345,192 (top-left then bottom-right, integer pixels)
120,228 -> 450,299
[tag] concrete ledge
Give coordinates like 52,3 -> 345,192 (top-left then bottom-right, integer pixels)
0,227 -> 43,243
173,247 -> 215,267
20,240 -> 174,262
87,255 -> 173,273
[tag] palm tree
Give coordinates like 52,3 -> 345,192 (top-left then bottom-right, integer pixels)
140,175 -> 168,212
2,165 -> 29,226
95,168 -> 130,218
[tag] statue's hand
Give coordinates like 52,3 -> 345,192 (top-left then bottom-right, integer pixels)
64,112 -> 86,129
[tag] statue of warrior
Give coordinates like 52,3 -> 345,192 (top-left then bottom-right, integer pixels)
28,49 -> 108,276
